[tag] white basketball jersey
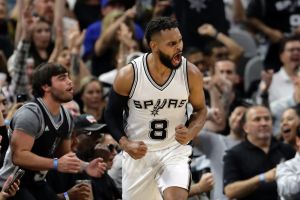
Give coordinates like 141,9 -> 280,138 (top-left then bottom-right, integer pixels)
125,53 -> 190,151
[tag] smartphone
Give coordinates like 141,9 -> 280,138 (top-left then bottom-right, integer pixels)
3,169 -> 25,193
16,94 -> 28,103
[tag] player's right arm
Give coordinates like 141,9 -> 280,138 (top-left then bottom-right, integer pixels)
11,106 -> 81,173
11,130 -> 81,173
105,64 -> 147,159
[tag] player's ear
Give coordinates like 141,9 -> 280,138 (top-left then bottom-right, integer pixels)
42,84 -> 50,92
149,40 -> 157,52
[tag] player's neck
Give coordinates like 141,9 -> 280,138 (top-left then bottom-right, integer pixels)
42,95 -> 61,116
148,53 -> 171,76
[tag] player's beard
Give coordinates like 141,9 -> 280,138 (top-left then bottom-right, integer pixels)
51,88 -> 73,103
158,50 -> 181,70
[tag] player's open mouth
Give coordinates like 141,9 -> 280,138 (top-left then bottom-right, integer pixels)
282,127 -> 291,134
172,53 -> 182,66
66,87 -> 73,93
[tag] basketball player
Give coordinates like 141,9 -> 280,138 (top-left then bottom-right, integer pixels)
0,63 -> 106,199
105,17 -> 207,200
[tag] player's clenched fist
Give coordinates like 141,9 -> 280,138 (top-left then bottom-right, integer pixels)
120,137 -> 147,159
175,124 -> 192,145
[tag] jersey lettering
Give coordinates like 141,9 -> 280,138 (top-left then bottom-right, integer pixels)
168,99 -> 178,108
133,100 -> 142,109
178,99 -> 187,108
133,98 -> 187,110
144,100 -> 153,109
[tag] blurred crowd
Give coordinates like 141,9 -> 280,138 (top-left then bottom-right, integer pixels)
0,0 -> 300,200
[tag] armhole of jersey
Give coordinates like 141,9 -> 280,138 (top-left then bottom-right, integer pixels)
24,102 -> 45,138
129,61 -> 138,98
61,105 -> 72,134
183,58 -> 190,95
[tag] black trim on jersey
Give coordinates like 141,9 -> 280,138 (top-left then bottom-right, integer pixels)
36,98 -> 64,130
21,98 -> 71,184
185,103 -> 189,127
129,61 -> 138,99
187,154 -> 192,191
143,53 -> 176,91
184,59 -> 190,95
123,102 -> 129,134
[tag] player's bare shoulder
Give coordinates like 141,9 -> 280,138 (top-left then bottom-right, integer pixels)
186,61 -> 204,87
113,64 -> 135,96
186,61 -> 206,110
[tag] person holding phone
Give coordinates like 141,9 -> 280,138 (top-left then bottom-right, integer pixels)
0,174 -> 20,200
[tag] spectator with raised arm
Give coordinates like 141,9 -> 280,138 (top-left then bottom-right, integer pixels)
270,66 -> 300,135
198,23 -> 244,65
256,36 -> 300,107
91,7 -> 139,76
193,105 -> 247,200
247,0 -> 300,71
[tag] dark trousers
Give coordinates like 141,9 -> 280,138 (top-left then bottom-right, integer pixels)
10,181 -> 59,200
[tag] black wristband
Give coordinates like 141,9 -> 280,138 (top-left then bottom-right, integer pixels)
104,89 -> 128,142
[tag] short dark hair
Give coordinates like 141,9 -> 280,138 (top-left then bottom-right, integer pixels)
279,35 -> 300,55
144,17 -> 178,45
241,105 -> 270,125
203,40 -> 225,56
183,47 -> 203,57
32,62 -> 68,97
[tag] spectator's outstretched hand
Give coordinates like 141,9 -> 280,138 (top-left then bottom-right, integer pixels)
207,108 -> 223,124
21,5 -> 36,41
294,74 -> 300,103
68,29 -> 86,54
197,172 -> 214,193
259,69 -> 274,92
58,152 -> 81,173
85,158 -> 107,177
198,23 -> 217,38
125,6 -> 137,19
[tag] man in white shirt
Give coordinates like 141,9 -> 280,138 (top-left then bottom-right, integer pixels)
258,36 -> 300,104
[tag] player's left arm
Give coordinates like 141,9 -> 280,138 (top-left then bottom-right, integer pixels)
186,62 -> 207,139
175,62 -> 207,145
